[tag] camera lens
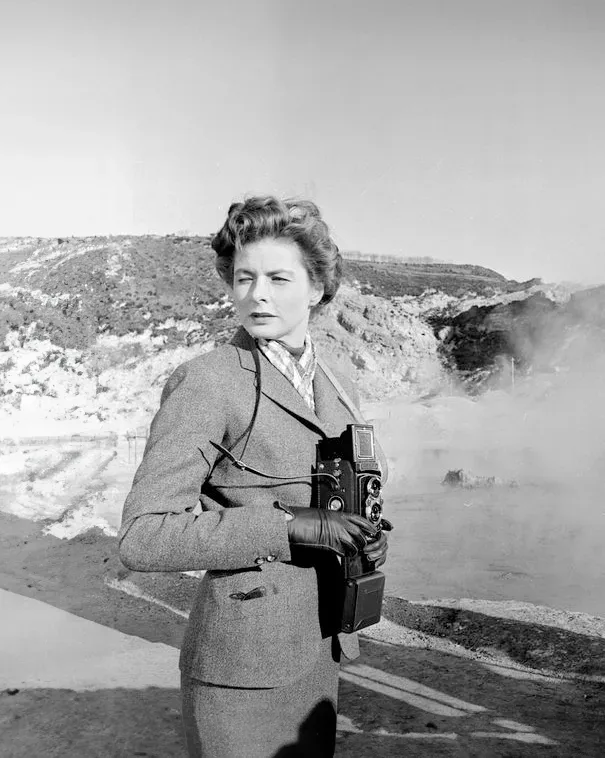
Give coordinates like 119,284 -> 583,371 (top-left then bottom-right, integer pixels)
366,477 -> 381,496
365,498 -> 382,523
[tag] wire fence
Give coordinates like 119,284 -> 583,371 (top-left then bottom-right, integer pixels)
125,427 -> 150,465
0,427 -> 151,466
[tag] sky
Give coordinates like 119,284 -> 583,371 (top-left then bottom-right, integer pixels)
1,0 -> 604,284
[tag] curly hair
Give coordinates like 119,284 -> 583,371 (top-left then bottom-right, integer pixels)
211,196 -> 342,310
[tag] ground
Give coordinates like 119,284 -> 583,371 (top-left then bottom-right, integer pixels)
1,512 -> 604,758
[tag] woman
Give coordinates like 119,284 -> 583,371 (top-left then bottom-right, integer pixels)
118,196 -> 389,757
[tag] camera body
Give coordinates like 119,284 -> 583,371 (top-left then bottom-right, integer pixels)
315,423 -> 386,633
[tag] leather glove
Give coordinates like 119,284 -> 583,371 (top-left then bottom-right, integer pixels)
276,503 -> 378,557
363,530 -> 389,568
379,518 -> 394,532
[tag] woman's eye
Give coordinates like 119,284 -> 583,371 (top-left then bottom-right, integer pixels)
272,277 -> 288,283
236,277 -> 252,283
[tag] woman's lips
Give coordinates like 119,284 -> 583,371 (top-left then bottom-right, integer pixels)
250,313 -> 275,320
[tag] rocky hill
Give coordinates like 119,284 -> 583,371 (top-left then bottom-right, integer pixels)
0,235 -> 603,431
0,236 -> 540,350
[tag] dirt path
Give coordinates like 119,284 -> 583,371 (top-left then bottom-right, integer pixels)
1,512 -> 604,757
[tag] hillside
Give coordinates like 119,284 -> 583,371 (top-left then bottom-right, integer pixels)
0,236 -> 233,350
0,235 -> 603,434
0,235 -> 540,350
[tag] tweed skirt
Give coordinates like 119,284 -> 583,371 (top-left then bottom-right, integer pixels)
180,636 -> 340,758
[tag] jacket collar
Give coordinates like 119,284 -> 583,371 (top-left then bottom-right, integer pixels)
230,327 -> 352,437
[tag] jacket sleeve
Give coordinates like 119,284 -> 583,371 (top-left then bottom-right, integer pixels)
118,362 -> 292,573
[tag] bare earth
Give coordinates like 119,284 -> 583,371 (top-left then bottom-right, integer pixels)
1,512 -> 604,758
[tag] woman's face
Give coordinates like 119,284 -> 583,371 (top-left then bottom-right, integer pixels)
231,237 -> 324,347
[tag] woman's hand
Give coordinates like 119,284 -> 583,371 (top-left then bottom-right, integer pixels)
278,504 -> 378,557
363,530 -> 389,568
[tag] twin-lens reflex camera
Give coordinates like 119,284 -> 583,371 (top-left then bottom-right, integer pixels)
314,423 -> 386,633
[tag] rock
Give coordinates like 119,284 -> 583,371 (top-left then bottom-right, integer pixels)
313,285 -> 445,400
426,285 -> 605,389
442,469 -> 518,489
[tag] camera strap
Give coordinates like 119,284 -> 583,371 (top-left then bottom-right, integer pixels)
207,343 -> 341,484
316,357 -> 367,425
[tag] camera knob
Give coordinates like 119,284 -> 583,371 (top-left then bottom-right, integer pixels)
327,496 -> 344,511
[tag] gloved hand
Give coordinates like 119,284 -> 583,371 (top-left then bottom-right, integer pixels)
277,504 -> 378,557
363,530 -> 389,568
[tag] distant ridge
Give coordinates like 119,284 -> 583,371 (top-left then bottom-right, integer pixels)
342,257 -> 541,298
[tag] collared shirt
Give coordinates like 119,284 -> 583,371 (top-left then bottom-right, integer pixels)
256,333 -> 317,412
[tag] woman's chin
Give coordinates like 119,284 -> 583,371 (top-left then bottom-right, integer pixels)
245,321 -> 282,341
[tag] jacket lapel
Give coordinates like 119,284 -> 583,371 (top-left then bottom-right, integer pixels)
313,364 -> 357,435
232,328 -> 330,437
231,328 -> 388,482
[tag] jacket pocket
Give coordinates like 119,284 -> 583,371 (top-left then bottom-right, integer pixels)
209,572 -> 285,619
226,583 -> 271,617
180,564 -> 323,687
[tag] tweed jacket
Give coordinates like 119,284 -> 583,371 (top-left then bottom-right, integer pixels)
118,327 -> 388,688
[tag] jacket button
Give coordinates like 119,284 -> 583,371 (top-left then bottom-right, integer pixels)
254,557 -> 265,565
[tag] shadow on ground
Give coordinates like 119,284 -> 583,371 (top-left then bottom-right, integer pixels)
338,637 -> 605,758
2,639 -> 604,758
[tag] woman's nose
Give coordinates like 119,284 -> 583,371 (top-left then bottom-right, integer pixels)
250,278 -> 269,302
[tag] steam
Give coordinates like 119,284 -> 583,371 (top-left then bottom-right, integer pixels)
367,287 -> 605,495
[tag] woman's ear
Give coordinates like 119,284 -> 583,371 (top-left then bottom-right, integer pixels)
309,283 -> 324,307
